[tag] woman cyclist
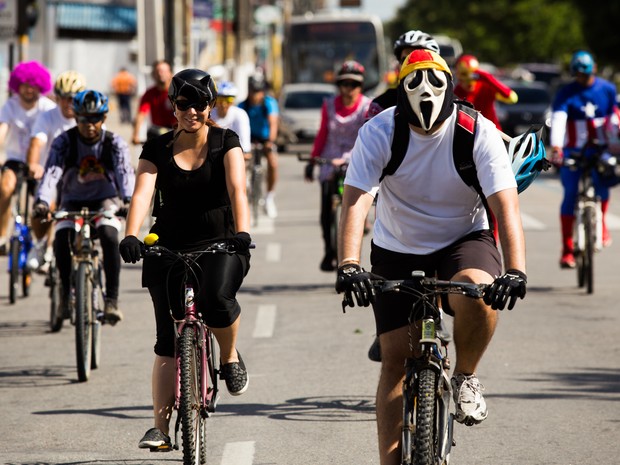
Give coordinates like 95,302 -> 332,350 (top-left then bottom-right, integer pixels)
305,60 -> 371,271
118,69 -> 252,451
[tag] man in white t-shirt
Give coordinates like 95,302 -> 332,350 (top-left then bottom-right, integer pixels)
25,70 -> 87,271
0,61 -> 55,254
335,50 -> 527,465
211,81 -> 251,158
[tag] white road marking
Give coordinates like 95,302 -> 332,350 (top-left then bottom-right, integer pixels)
253,304 -> 276,338
265,242 -> 281,262
221,441 -> 255,465
606,213 -> 620,229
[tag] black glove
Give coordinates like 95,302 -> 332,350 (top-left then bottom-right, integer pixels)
335,263 -> 378,308
304,162 -> 314,181
119,235 -> 143,264
33,201 -> 49,219
229,232 -> 252,253
117,197 -> 131,217
483,269 -> 527,310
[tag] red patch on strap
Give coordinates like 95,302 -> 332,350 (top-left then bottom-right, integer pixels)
457,109 -> 475,134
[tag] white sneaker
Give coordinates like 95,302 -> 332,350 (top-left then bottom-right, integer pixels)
264,194 -> 277,219
451,373 -> 488,425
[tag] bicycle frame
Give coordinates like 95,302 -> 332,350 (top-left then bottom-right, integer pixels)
173,284 -> 218,415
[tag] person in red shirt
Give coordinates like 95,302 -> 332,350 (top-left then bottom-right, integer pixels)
131,60 -> 176,144
454,54 -> 517,130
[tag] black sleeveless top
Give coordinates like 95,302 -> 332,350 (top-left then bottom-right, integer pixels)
140,126 -> 241,249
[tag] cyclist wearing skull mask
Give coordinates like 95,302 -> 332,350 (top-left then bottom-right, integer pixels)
336,49 -> 527,465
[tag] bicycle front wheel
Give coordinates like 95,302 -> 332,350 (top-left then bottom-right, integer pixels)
414,368 -> 439,465
583,206 -> 595,294
90,262 -> 104,370
8,239 -> 19,304
75,262 -> 93,382
179,325 -> 207,465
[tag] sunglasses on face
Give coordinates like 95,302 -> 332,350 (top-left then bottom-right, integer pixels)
338,80 -> 361,88
76,114 -> 104,124
216,96 -> 235,104
175,99 -> 209,112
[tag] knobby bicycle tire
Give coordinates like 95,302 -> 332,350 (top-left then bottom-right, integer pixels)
401,367 -> 415,465
90,262 -> 104,370
206,330 -> 219,412
9,239 -> 20,304
414,368 -> 438,465
584,206 -> 595,294
75,262 -> 93,382
48,260 -> 64,333
179,325 -> 207,465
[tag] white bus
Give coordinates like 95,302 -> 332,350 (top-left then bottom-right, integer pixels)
283,12 -> 387,95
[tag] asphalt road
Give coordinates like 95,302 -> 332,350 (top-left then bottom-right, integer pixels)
1,139 -> 619,465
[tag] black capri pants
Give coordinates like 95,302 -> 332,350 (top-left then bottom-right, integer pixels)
143,251 -> 250,357
370,229 -> 501,336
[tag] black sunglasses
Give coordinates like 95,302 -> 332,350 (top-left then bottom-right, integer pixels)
175,99 -> 209,112
338,80 -> 361,88
76,114 -> 105,124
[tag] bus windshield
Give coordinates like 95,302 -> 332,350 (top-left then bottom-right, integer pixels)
285,17 -> 385,93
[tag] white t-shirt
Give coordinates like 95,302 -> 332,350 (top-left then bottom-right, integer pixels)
211,105 -> 251,153
0,95 -> 56,162
345,106 -> 517,255
31,106 -> 76,166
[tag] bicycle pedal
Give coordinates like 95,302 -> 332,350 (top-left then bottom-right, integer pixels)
149,444 -> 173,453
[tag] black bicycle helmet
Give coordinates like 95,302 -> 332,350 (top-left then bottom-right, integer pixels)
248,73 -> 268,92
168,69 -> 217,105
393,30 -> 440,59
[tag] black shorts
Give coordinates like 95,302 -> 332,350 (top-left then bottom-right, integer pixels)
370,229 -> 501,335
143,251 -> 250,357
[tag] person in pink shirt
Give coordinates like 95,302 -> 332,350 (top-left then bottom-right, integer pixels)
305,61 -> 371,271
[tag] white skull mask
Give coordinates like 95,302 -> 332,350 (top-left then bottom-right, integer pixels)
402,68 -> 448,131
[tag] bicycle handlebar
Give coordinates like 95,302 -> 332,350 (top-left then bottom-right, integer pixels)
372,272 -> 489,299
142,241 -> 256,259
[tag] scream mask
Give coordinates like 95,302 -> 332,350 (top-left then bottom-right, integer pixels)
396,49 -> 455,133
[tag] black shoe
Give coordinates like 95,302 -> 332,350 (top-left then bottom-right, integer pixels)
220,351 -> 249,396
368,336 -> 381,362
103,298 -> 123,325
320,254 -> 336,272
138,427 -> 172,451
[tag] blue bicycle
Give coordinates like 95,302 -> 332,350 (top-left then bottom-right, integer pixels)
7,162 -> 34,304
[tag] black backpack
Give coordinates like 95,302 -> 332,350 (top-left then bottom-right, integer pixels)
65,126 -> 115,172
380,100 -> 492,216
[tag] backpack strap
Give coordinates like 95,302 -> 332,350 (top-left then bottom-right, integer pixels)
380,108 -> 409,181
453,101 -> 494,227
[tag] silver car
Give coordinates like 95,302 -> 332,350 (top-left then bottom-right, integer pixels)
277,83 -> 337,151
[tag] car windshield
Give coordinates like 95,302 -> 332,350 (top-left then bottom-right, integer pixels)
513,87 -> 551,104
284,91 -> 332,109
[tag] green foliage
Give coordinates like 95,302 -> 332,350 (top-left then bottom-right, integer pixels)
386,0 -> 618,69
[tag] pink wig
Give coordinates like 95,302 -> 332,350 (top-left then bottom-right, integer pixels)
9,61 -> 53,94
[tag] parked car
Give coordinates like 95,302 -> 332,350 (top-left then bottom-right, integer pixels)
496,79 -> 552,143
277,83 -> 337,151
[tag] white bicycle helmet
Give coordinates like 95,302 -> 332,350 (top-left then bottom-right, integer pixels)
507,126 -> 550,193
393,30 -> 440,59
54,70 -> 86,97
217,81 -> 238,98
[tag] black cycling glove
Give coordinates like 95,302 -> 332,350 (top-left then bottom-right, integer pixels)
229,232 -> 252,253
483,269 -> 527,310
335,263 -> 378,308
119,235 -> 143,264
304,162 -> 314,181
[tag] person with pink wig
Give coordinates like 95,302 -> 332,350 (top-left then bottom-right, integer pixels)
0,60 -> 56,254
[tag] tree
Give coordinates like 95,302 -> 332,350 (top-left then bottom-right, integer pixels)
386,0 -> 587,67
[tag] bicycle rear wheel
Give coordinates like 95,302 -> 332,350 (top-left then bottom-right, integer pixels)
75,262 -> 93,382
584,206 -> 595,294
8,239 -> 19,304
179,325 -> 207,465
48,259 -> 64,333
414,368 -> 439,465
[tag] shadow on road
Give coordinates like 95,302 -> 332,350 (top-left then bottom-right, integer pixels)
30,395 -> 375,423
487,367 -> 620,401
